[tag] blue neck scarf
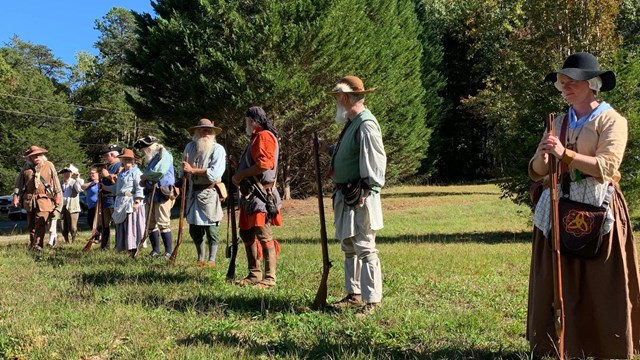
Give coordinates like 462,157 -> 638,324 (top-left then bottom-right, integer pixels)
568,101 -> 612,129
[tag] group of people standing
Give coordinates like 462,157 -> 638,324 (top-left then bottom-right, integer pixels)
10,76 -> 387,310
11,57 -> 637,358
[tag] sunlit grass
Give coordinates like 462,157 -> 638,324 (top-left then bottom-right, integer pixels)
0,184 -> 629,359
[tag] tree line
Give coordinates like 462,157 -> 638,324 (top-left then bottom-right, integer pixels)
0,0 -> 638,207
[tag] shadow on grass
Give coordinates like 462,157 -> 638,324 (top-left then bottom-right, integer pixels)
381,191 -> 499,199
377,231 -> 531,244
280,231 -> 531,245
80,268 -> 203,286
179,329 -> 530,359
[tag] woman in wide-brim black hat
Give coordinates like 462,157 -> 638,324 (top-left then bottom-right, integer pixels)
527,52 -> 640,359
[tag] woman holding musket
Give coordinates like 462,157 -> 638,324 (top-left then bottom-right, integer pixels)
109,149 -> 145,254
528,52 -> 640,358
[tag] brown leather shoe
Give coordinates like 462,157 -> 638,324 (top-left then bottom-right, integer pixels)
253,281 -> 275,289
195,260 -> 206,267
206,261 -> 216,267
236,277 -> 259,286
356,302 -> 380,318
332,294 -> 363,309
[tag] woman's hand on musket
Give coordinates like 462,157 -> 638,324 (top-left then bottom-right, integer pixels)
538,133 -> 566,159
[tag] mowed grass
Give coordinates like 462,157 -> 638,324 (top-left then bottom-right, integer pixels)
0,184 -> 628,359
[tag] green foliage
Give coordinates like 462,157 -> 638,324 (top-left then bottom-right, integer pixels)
0,40 -> 86,193
71,7 -> 146,162
127,0 -> 431,194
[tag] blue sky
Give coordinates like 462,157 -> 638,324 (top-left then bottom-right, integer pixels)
0,1 -> 155,66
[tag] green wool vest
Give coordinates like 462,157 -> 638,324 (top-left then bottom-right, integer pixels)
331,109 -> 380,184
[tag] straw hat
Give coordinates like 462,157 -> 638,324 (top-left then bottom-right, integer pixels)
187,118 -> 222,135
327,76 -> 377,96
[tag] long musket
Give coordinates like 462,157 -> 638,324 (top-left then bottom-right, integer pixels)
82,189 -> 102,252
225,164 -> 239,282
169,154 -> 189,265
133,184 -> 156,258
547,113 -> 565,359
311,131 -> 332,310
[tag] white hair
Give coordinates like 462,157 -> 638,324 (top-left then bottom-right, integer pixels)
333,83 -> 365,105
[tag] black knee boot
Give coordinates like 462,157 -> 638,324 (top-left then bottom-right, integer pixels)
148,230 -> 161,256
161,231 -> 173,256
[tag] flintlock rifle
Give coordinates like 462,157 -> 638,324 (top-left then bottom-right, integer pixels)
133,184 -> 156,258
82,189 -> 102,252
311,131 -> 332,310
169,154 -> 189,265
225,162 -> 239,282
547,113 -> 565,359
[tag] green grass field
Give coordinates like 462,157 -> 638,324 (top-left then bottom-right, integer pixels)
0,184 -> 633,359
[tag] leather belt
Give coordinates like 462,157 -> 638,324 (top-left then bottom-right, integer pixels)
192,183 -> 215,191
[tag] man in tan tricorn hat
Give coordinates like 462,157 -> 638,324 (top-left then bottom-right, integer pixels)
181,118 -> 226,266
322,75 -> 387,314
12,146 -> 62,251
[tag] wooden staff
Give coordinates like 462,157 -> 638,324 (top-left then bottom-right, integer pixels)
133,184 -> 156,258
311,131 -> 332,310
82,189 -> 102,252
547,113 -> 565,359
169,154 -> 189,265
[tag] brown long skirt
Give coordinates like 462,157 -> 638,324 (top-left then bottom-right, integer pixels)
527,186 -> 640,359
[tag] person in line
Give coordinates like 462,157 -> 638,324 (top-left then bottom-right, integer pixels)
321,76 -> 386,314
58,164 -> 84,243
134,135 -> 176,259
99,144 -> 123,250
181,119 -> 226,266
108,149 -> 145,254
12,146 -> 62,251
232,107 -> 282,289
528,52 -> 640,359
81,167 -> 101,235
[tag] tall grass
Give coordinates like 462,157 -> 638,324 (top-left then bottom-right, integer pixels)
0,184 -> 590,359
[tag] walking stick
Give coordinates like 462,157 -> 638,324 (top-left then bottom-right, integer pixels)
133,184 -> 156,258
169,154 -> 189,265
547,113 -> 565,359
311,131 -> 332,310
225,169 -> 239,282
82,189 -> 102,252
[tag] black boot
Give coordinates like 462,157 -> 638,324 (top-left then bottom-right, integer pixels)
148,230 -> 161,256
161,231 -> 173,257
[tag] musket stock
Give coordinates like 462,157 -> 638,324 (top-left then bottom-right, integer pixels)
311,131 -> 332,310
169,154 -> 189,265
133,184 -> 156,258
82,189 -> 102,252
547,113 -> 565,359
225,169 -> 239,282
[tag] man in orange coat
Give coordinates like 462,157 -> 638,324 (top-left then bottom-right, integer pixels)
232,107 -> 282,289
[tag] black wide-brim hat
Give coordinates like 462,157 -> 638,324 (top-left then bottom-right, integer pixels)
544,52 -> 616,92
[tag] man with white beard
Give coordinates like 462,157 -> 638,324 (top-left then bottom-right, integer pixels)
181,119 -> 226,266
321,76 -> 386,315
134,135 -> 176,258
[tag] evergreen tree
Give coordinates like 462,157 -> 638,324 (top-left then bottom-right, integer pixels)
0,40 -> 86,193
71,7 -> 145,162
127,0 -> 430,195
